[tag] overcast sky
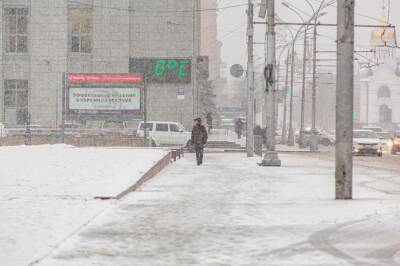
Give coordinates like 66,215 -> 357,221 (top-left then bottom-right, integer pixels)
217,0 -> 400,75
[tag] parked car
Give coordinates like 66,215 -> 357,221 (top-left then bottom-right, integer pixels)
296,129 -> 335,146
81,120 -> 133,136
137,121 -> 191,147
390,131 -> 400,155
353,130 -> 383,157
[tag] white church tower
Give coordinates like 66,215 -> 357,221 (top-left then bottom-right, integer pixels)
358,0 -> 399,131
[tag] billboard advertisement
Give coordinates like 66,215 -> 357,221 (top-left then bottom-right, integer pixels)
68,87 -> 141,111
129,58 -> 191,83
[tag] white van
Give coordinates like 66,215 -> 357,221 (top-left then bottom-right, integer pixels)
137,121 -> 191,147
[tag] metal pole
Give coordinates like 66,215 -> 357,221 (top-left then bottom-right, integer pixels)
281,50 -> 290,144
366,82 -> 369,125
143,77 -> 150,147
246,0 -> 254,157
192,0 -> 200,118
287,44 -> 296,146
62,72 -> 66,143
261,0 -> 281,166
299,28 -> 308,148
310,22 -> 319,151
336,0 -> 354,200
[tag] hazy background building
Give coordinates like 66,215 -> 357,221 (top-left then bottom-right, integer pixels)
0,0 -> 208,129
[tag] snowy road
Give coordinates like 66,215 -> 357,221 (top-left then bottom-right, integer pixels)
40,152 -> 400,266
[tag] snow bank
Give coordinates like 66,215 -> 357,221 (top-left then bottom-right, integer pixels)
0,145 -> 168,266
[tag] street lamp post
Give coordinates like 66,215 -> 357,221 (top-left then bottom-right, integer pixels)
283,1 -> 331,149
260,0 -> 281,167
287,34 -> 297,146
282,2 -> 309,148
309,22 -> 319,151
281,50 -> 290,144
299,27 -> 308,148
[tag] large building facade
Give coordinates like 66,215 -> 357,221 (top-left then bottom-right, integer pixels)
0,0 -> 200,129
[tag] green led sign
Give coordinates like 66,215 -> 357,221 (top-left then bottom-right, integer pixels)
130,58 -> 191,83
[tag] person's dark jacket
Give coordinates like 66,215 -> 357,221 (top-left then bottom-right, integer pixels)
235,119 -> 243,133
191,124 -> 208,145
253,125 -> 267,144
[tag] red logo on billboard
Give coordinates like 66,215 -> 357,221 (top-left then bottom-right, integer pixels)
67,73 -> 143,84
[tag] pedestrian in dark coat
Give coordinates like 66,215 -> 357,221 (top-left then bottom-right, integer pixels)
235,118 -> 244,139
191,118 -> 208,165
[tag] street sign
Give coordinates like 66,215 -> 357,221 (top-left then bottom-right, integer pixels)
230,64 -> 244,78
177,88 -> 185,100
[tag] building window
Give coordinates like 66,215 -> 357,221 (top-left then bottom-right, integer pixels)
69,8 -> 93,53
4,8 -> 29,53
4,80 -> 28,125
379,104 -> 392,123
378,86 -> 391,98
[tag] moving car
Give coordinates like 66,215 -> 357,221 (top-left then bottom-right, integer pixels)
391,131 -> 400,155
353,130 -> 383,157
361,126 -> 383,134
377,131 -> 393,149
137,121 -> 191,147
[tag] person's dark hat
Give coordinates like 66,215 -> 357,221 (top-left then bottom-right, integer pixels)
194,117 -> 202,123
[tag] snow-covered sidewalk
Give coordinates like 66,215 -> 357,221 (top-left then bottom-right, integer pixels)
38,152 -> 400,265
0,145 -> 169,266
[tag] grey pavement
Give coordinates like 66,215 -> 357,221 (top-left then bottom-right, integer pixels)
39,153 -> 400,266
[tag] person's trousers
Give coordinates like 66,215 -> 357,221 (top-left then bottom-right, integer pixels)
195,144 -> 204,164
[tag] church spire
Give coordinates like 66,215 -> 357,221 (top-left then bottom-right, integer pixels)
381,0 -> 387,24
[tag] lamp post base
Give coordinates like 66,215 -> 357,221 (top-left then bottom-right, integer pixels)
259,151 -> 282,167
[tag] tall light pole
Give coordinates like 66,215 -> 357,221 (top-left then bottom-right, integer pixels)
336,0 -> 354,200
282,3 -> 308,148
300,28 -> 308,148
276,43 -> 290,144
310,21 -> 319,151
261,0 -> 281,166
281,49 -> 290,144
246,0 -> 255,157
283,1 -> 330,149
192,0 -> 200,118
287,33 -> 298,146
